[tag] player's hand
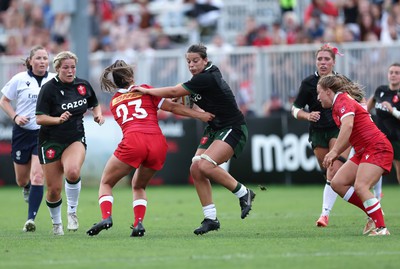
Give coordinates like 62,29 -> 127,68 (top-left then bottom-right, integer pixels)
322,150 -> 338,168
132,86 -> 148,94
381,101 -> 393,112
14,115 -> 30,126
198,112 -> 215,122
308,111 -> 320,122
94,114 -> 105,126
59,111 -> 72,124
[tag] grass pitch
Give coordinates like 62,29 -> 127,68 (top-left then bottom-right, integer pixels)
0,184 -> 399,269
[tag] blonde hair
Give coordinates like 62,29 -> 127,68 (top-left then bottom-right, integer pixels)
53,51 -> 78,71
100,60 -> 134,93
318,75 -> 365,102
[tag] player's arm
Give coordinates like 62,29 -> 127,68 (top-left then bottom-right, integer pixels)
0,95 -> 19,123
366,95 -> 375,113
291,104 -> 321,122
161,99 -> 215,122
323,115 -> 353,168
91,105 -> 105,125
36,111 -> 72,125
134,84 -> 189,98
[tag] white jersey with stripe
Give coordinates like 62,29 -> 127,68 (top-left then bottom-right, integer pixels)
1,71 -> 56,130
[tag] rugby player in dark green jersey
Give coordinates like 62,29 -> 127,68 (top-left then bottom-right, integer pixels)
134,44 -> 255,235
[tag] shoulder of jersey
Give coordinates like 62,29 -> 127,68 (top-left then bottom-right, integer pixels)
140,84 -> 153,89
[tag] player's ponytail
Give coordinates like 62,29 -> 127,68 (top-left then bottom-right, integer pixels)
100,60 -> 135,93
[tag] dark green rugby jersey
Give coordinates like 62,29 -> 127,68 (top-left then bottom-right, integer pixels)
36,76 -> 99,143
372,85 -> 400,141
182,63 -> 245,130
293,71 -> 338,131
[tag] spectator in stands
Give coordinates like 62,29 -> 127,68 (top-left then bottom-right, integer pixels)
244,15 -> 259,46
111,37 -> 137,65
184,0 -> 223,39
50,13 -> 70,46
336,0 -> 359,25
252,24 -> 272,47
358,12 -> 381,41
271,20 -> 287,45
380,1 -> 400,44
234,33 -> 247,47
284,90 -> 297,113
305,9 -> 325,42
153,34 -> 174,50
4,34 -> 24,56
137,0 -> 155,30
263,92 -> 286,118
280,0 -> 296,15
237,77 -> 256,118
206,33 -> 234,76
304,0 -> 339,25
291,44 -> 351,228
0,0 -> 11,13
282,11 -> 301,44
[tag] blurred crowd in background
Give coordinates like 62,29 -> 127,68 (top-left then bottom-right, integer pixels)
0,0 -> 400,118
1,0 -> 400,56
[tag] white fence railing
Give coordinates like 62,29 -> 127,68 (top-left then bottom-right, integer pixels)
1,42 -> 399,119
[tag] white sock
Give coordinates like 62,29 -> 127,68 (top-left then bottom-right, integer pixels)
65,179 -> 81,214
203,204 -> 217,220
47,199 -> 62,224
234,185 -> 247,198
373,177 -> 382,200
133,199 -> 147,207
343,186 -> 355,201
321,182 -> 338,216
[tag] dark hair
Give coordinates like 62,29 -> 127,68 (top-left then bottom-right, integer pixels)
318,74 -> 365,102
187,44 -> 208,59
389,62 -> 400,68
24,45 -> 47,71
100,60 -> 134,93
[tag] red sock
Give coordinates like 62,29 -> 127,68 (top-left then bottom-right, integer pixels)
364,199 -> 385,228
346,191 -> 368,214
99,195 -> 113,219
133,199 -> 147,227
343,187 -> 368,215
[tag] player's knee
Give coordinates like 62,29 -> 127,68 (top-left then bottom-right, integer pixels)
65,168 -> 81,182
330,179 -> 339,192
320,169 -> 327,181
192,156 -> 201,163
200,154 -> 217,166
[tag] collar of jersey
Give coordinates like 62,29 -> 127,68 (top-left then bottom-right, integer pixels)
28,69 -> 49,78
204,62 -> 213,71
118,85 -> 133,94
315,70 -> 338,77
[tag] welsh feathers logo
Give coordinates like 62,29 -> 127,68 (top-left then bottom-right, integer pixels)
200,136 -> 208,145
46,148 -> 56,159
393,94 -> 399,103
77,85 -> 87,96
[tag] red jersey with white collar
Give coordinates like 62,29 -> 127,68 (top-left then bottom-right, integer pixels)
110,84 -> 164,135
332,92 -> 387,154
